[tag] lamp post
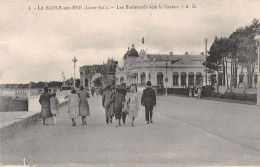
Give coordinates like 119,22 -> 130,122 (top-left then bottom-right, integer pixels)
165,61 -> 169,95
204,38 -> 208,86
72,56 -> 77,88
254,28 -> 260,106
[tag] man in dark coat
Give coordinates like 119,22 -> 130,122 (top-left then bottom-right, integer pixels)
39,87 -> 52,125
141,81 -> 156,124
102,85 -> 114,124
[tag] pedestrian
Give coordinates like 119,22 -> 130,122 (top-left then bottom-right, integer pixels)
195,87 -> 201,99
68,89 -> 80,126
193,86 -> 196,97
125,86 -> 139,127
91,87 -> 95,97
78,86 -> 90,126
189,88 -> 192,98
120,85 -> 128,125
98,86 -> 103,96
141,81 -> 156,124
102,85 -> 114,124
50,93 -> 59,126
113,88 -> 125,127
39,87 -> 52,125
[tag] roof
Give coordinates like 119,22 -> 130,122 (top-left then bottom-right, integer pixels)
128,47 -> 139,57
123,50 -> 129,59
127,44 -> 139,57
146,54 -> 205,65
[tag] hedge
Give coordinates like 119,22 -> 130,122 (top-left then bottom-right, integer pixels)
166,86 -> 257,102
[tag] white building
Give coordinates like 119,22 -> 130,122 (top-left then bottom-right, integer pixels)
116,45 -> 206,88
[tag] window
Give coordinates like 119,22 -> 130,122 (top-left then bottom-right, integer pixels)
188,72 -> 194,86
181,72 -> 186,87
157,72 -> 163,85
196,72 -> 202,86
173,72 -> 179,86
140,72 -> 146,85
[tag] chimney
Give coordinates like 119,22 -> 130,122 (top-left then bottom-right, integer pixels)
170,52 -> 173,56
185,52 -> 188,55
201,52 -> 204,55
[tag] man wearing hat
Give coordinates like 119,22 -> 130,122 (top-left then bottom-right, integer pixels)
39,87 -> 52,125
102,85 -> 114,124
141,81 -> 156,124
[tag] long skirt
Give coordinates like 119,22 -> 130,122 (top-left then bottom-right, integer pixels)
105,105 -> 114,118
79,101 -> 90,116
41,106 -> 51,118
68,106 -> 79,119
114,107 -> 122,119
128,105 -> 138,118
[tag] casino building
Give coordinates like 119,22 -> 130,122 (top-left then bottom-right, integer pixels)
116,44 -> 206,88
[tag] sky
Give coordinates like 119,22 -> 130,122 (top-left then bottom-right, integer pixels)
0,0 -> 260,84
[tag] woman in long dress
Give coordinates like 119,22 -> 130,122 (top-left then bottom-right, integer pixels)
78,86 -> 90,126
125,87 -> 139,127
68,89 -> 80,126
50,92 -> 59,126
113,88 -> 125,127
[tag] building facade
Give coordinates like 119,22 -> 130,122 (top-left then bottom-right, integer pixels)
80,59 -> 118,89
116,45 -> 206,88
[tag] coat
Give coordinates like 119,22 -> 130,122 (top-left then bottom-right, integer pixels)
125,92 -> 139,118
102,90 -> 114,117
68,94 -> 80,119
113,93 -> 124,119
141,87 -> 156,107
50,97 -> 59,115
78,90 -> 90,116
39,92 -> 52,118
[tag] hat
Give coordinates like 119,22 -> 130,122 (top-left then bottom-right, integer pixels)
44,87 -> 48,92
146,81 -> 152,86
106,85 -> 111,90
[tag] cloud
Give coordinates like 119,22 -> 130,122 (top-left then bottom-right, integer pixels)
0,0 -> 260,84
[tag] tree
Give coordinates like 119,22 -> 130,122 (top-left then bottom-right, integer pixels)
203,37 -> 223,93
233,19 -> 259,88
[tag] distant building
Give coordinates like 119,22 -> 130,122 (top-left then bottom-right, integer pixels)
116,44 -> 206,88
79,59 -> 118,89
80,65 -> 103,88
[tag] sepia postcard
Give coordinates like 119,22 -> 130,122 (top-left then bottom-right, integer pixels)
0,0 -> 260,166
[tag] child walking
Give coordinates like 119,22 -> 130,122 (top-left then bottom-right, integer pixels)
50,93 -> 59,126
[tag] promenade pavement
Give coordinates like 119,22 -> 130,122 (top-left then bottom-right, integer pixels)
0,94 -> 259,166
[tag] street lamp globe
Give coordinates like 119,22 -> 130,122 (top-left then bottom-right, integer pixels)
72,56 -> 77,64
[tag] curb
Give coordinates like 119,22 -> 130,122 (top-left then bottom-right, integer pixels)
0,101 -> 68,142
0,112 -> 41,142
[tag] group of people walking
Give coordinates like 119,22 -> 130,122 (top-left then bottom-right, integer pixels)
39,81 -> 157,127
39,87 -> 60,126
39,86 -> 90,126
102,81 -> 157,127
